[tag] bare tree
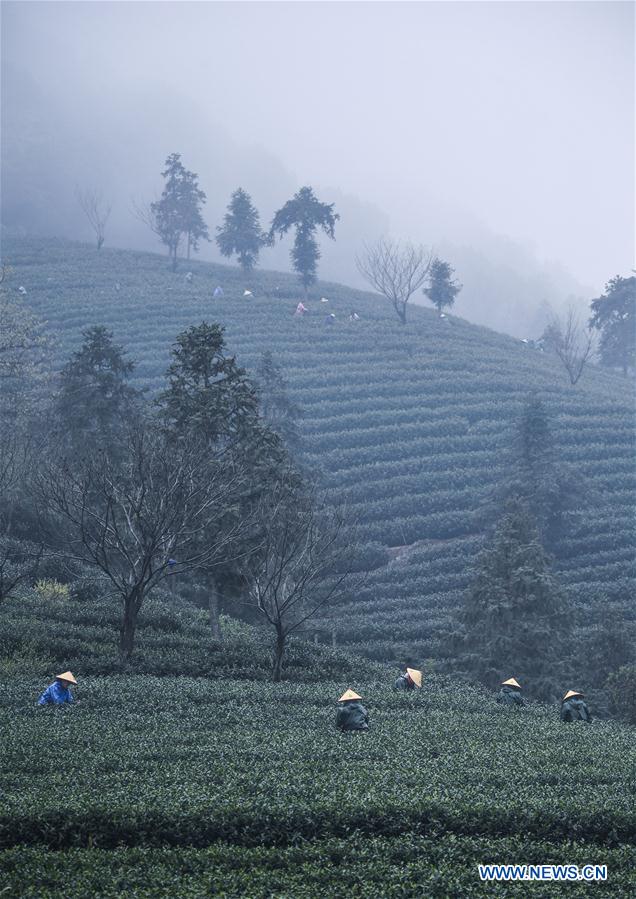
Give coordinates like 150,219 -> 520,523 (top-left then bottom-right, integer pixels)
242,481 -> 359,681
76,188 -> 111,250
0,537 -> 42,602
356,238 -> 434,324
39,423 -> 247,658
542,305 -> 596,386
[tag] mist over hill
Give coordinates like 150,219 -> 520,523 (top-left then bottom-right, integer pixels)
4,0 -> 627,338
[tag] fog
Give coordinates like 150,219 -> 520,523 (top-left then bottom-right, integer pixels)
2,1 -> 633,336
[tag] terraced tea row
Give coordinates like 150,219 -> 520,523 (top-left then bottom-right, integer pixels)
7,237 -> 634,658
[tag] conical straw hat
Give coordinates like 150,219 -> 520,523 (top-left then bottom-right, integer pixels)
56,671 -> 77,685
563,690 -> 583,701
501,677 -> 521,689
406,668 -> 422,687
338,689 -> 362,702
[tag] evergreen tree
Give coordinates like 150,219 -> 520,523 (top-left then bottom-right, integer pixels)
216,188 -> 265,273
496,393 -> 580,548
255,351 -> 301,449
459,498 -> 569,699
158,322 -> 259,447
269,187 -> 339,297
423,257 -> 462,314
157,323 -> 297,638
589,275 -> 635,375
150,153 -> 209,270
56,325 -> 139,458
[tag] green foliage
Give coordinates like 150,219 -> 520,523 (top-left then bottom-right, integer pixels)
269,186 -> 339,293
0,590 -> 367,681
0,538 -> 41,602
56,324 -> 139,457
498,392 -> 582,545
458,499 -> 569,699
158,321 -> 258,444
255,350 -> 301,448
423,257 -> 463,313
606,665 -> 636,725
1,675 -> 634,856
34,579 -> 69,601
216,187 -> 266,272
3,838 -> 636,897
150,153 -> 209,269
589,275 -> 635,375
5,237 -> 635,680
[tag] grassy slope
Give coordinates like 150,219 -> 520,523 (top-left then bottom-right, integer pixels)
6,237 -> 635,661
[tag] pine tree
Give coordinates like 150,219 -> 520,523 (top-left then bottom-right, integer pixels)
459,498 -> 569,699
150,154 -> 209,270
216,188 -> 265,273
498,392 -> 580,548
158,322 -> 259,447
423,257 -> 462,314
56,325 -> 139,458
255,352 -> 301,449
157,323 -> 296,638
589,275 -> 635,376
269,187 -> 339,297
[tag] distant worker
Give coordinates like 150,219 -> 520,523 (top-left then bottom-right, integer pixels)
497,677 -> 524,706
336,689 -> 369,732
184,272 -> 193,283
295,302 -> 308,316
38,671 -> 77,706
349,310 -> 360,321
213,286 -> 223,298
393,667 -> 422,691
325,313 -> 336,325
561,690 -> 592,723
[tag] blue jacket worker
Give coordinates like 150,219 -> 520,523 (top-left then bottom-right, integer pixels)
393,667 -> 422,691
38,671 -> 77,706
335,689 -> 369,732
561,690 -> 592,723
497,677 -> 524,706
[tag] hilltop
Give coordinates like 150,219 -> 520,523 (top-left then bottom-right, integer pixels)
5,236 -> 635,672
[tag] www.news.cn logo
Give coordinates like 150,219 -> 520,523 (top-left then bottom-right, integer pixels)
478,864 -> 607,882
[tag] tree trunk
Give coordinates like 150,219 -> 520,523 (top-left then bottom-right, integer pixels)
208,578 -> 222,640
119,591 -> 140,659
273,628 -> 286,682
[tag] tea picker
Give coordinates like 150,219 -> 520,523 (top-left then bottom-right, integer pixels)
393,667 -> 422,691
497,677 -> 524,706
335,689 -> 369,732
38,671 -> 77,706
561,690 -> 592,723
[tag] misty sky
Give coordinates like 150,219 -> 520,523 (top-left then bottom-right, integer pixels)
2,0 -> 634,295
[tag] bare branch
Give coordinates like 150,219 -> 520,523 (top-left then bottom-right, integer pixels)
356,238 -> 433,324
543,305 -> 596,386
76,187 -> 112,250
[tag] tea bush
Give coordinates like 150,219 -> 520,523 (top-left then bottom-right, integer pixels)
1,676 -> 634,851
34,579 -> 70,602
2,837 -> 635,897
0,592 -> 376,681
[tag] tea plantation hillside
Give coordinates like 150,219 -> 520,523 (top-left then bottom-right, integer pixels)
6,237 -> 635,662
2,669 -> 635,896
